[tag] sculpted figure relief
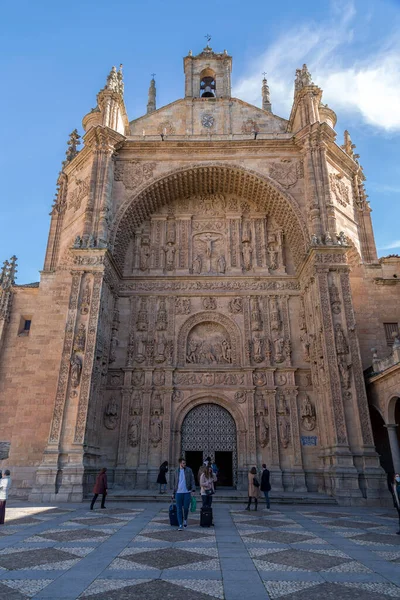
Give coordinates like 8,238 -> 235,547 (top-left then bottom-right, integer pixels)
335,323 -> 349,355
217,255 -> 226,274
80,280 -> 91,315
139,241 -> 150,271
300,394 -> 316,431
156,298 -> 168,331
229,297 -> 243,314
74,323 -> 86,353
175,297 -> 191,315
104,398 -> 118,430
274,337 -> 285,364
192,255 -> 202,274
242,242 -> 253,271
128,417 -> 140,447
70,353 -> 82,388
252,335 -> 264,363
250,297 -> 262,331
164,243 -> 176,271
256,414 -> 270,447
278,415 -> 290,448
150,415 -> 163,446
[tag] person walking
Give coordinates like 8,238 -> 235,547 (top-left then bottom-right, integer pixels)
90,468 -> 108,510
0,470 -> 11,525
246,466 -> 260,511
260,463 -> 271,510
200,465 -> 217,508
157,461 -> 169,494
173,457 -> 196,531
390,472 -> 400,534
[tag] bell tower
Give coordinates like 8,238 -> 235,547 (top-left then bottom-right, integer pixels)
184,39 -> 232,99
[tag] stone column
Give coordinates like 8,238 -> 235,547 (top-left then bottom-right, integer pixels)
386,424 -> 400,474
265,389 -> 283,491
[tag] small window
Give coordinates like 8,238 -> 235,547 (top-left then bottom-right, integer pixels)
384,322 -> 399,346
18,315 -> 32,336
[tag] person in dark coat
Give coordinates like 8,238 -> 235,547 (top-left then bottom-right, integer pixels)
260,463 -> 271,510
157,461 -> 169,494
90,468 -> 108,510
390,472 -> 400,534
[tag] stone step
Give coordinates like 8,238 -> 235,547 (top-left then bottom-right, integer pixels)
97,489 -> 338,505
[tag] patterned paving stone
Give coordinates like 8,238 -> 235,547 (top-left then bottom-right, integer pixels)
263,580 -> 400,599
0,547 -> 81,570
237,518 -> 292,528
121,548 -> 212,569
70,517 -> 126,526
351,532 -> 400,546
32,528 -> 109,542
0,579 -> 52,599
326,519 -> 380,530
137,529 -> 210,543
306,511 -> 352,519
244,530 -> 315,544
80,578 -> 223,599
256,548 -> 351,571
4,517 -> 43,526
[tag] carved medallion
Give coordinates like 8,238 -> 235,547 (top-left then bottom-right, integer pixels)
201,113 -> 214,128
269,160 -> 302,189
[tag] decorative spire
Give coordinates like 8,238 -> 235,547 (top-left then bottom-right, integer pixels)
103,64 -> 124,97
62,129 -> 81,167
294,63 -> 313,94
0,256 -> 17,290
147,74 -> 156,114
262,73 -> 272,113
341,130 -> 359,160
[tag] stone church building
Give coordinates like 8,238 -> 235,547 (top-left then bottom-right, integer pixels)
0,43 -> 399,504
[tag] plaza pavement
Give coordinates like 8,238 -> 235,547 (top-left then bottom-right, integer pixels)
0,500 -> 399,599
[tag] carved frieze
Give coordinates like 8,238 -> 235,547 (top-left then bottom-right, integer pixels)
329,173 -> 350,207
174,372 -> 245,386
269,159 -> 303,189
114,160 -> 156,189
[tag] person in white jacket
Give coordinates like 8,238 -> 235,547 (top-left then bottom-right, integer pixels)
0,470 -> 11,525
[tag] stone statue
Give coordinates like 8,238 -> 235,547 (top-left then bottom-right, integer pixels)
73,235 -> 82,248
192,255 -> 202,274
270,297 -> 281,332
128,417 -> 140,447
335,323 -> 349,355
172,389 -> 183,403
337,231 -> 348,245
153,370 -> 165,386
279,415 -> 290,448
338,355 -> 351,389
217,255 -> 226,274
300,64 -> 313,87
300,394 -> 316,431
250,297 -> 262,331
155,335 -> 166,363
150,415 -> 163,446
80,280 -> 91,315
256,414 -> 269,448
229,297 -> 243,313
104,398 -> 118,430
268,246 -> 278,271
242,242 -> 253,271
274,337 -> 285,363
74,323 -> 86,353
109,335 -> 118,363
139,242 -> 150,271
70,353 -> 82,388
221,339 -> 232,363
151,391 -> 163,414
276,389 -> 287,415
253,335 -> 263,363
187,339 -> 199,363
164,243 -> 176,271
156,298 -> 168,331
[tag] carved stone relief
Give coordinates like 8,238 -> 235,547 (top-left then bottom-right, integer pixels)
128,416 -> 140,447
228,297 -> 243,313
329,173 -> 350,208
114,160 -> 156,189
186,322 -> 232,365
300,394 -> 316,431
175,297 -> 191,315
80,280 -> 91,315
73,324 -> 86,353
269,159 -> 303,189
69,176 -> 90,212
104,397 -> 118,430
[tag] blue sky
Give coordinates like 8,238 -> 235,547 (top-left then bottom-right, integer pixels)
1,0 -> 399,283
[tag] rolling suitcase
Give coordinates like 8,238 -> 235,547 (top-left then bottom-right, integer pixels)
169,501 -> 179,527
200,506 -> 213,527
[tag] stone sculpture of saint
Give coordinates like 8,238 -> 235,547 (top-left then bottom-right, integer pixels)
150,415 -> 162,446
128,417 -> 140,447
242,243 -> 252,271
335,323 -> 349,355
139,243 -> 150,271
217,255 -> 226,274
279,416 -> 290,448
70,353 -> 82,388
104,398 -> 118,430
221,339 -> 232,363
192,255 -> 202,274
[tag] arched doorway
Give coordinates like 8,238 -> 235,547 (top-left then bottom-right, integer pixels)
181,403 -> 237,488
369,405 -> 393,474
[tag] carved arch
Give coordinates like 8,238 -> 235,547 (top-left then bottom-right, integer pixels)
387,394 -> 400,424
171,392 -> 247,469
177,311 -> 242,366
110,162 -> 309,272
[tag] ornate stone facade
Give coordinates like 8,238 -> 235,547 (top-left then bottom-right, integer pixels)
0,44 -> 398,505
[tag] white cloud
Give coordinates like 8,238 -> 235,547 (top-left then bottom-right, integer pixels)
378,240 -> 400,250
232,2 -> 400,131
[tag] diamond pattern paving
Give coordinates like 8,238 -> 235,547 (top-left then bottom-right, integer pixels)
122,548 -> 211,569
71,517 -> 125,526
36,528 -> 108,542
238,518 -> 290,528
138,529 -> 209,542
326,519 -> 379,529
259,548 -> 350,571
0,582 -> 26,600
352,532 -> 400,546
264,581 -> 400,599
245,530 -> 314,544
80,579 -> 220,599
0,548 -> 78,570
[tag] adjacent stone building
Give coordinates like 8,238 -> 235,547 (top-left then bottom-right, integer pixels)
0,44 -> 399,504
